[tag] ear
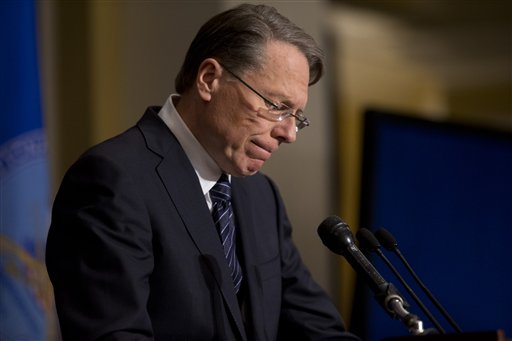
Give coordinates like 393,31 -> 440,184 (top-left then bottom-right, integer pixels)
196,58 -> 222,102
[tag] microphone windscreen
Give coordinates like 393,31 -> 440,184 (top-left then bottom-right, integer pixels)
318,215 -> 344,232
357,228 -> 381,252
375,228 -> 398,251
317,215 -> 352,255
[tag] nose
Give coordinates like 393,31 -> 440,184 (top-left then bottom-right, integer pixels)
272,116 -> 297,144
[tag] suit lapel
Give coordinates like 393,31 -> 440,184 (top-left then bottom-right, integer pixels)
231,177 -> 266,340
137,109 -> 247,340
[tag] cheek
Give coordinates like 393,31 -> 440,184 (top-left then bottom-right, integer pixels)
219,132 -> 260,175
218,113 -> 262,150
224,129 -> 250,156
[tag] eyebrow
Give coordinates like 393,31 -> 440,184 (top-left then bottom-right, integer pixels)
264,91 -> 303,112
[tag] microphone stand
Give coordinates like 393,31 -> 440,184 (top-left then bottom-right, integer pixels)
377,283 -> 425,336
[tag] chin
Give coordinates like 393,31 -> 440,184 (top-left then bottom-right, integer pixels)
232,168 -> 258,177
231,164 -> 260,177
228,157 -> 264,177
244,169 -> 259,176
245,160 -> 265,176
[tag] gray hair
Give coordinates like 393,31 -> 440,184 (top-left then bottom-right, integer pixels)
175,3 -> 324,94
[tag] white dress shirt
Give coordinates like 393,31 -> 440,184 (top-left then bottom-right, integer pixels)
157,94 -> 228,210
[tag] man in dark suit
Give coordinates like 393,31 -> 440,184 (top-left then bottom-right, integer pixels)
46,4 -> 360,340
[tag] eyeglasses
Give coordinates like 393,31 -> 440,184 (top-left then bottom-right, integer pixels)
221,65 -> 310,131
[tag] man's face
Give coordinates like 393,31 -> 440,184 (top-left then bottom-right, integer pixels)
200,41 -> 310,177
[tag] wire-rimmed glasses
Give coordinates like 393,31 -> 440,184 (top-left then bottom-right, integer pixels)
221,65 -> 310,131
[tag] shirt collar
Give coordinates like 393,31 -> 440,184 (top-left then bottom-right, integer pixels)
157,94 -> 226,196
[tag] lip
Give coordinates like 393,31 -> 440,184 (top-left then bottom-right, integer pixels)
250,140 -> 276,160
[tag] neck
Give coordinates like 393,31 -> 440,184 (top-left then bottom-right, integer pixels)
175,91 -> 202,136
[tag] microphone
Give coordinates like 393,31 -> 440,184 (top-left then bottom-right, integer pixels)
375,228 -> 463,333
317,216 -> 425,335
357,228 -> 444,334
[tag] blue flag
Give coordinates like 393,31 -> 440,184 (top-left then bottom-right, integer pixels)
0,0 -> 58,339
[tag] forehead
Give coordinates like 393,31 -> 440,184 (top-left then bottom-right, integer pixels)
247,41 -> 310,107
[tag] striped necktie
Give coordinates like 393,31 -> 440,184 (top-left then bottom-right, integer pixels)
210,174 -> 243,293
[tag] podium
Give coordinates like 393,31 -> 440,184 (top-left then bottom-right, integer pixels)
383,330 -> 506,341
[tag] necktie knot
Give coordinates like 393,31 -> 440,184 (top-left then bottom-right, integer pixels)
210,174 -> 231,203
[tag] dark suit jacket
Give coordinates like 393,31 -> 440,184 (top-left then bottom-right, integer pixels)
46,107 -> 359,341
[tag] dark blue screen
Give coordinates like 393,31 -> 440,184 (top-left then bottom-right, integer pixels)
356,111 -> 512,340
